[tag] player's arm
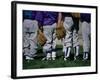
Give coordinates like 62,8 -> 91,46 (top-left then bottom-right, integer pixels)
35,11 -> 43,32
57,12 -> 62,28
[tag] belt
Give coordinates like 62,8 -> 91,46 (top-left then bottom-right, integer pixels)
25,32 -> 35,37
25,32 -> 35,34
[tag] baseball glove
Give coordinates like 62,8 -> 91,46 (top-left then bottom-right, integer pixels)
56,21 -> 66,40
37,29 -> 47,46
71,13 -> 80,18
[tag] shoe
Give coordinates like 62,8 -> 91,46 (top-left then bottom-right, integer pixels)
64,58 -> 67,61
52,52 -> 56,60
46,53 -> 51,60
42,57 -> 51,61
42,57 -> 46,61
64,56 -> 70,61
83,52 -> 88,60
26,56 -> 34,60
82,58 -> 88,61
74,56 -> 79,61
74,56 -> 77,61
74,46 -> 79,60
52,57 -> 55,60
46,57 -> 51,60
83,57 -> 88,61
64,57 -> 69,61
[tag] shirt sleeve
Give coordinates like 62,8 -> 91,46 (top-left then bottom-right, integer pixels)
35,11 -> 43,27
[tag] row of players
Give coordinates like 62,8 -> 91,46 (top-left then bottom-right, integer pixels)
23,11 -> 91,61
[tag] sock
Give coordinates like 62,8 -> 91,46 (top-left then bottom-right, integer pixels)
74,46 -> 79,57
65,47 -> 71,58
63,45 -> 66,53
52,52 -> 56,60
46,53 -> 51,60
83,52 -> 88,60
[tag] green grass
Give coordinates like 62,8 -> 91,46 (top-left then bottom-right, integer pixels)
23,45 -> 91,69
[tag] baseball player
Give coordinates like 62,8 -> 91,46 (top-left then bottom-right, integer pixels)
80,13 -> 91,60
42,11 -> 60,60
23,11 -> 43,60
72,13 -> 80,60
62,12 -> 80,61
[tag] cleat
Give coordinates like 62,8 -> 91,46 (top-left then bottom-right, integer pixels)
47,57 -> 51,60
74,57 -> 76,61
74,56 -> 79,61
52,57 -> 55,60
26,56 -> 34,60
46,53 -> 51,60
83,52 -> 88,61
64,57 -> 70,61
42,57 -> 46,61
52,52 -> 56,60
64,58 -> 67,61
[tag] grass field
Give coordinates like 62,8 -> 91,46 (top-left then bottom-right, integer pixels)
23,45 -> 91,69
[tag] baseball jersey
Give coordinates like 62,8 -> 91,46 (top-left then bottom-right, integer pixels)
80,13 -> 91,23
23,11 -> 59,26
43,12 -> 58,26
35,11 -> 43,27
23,10 -> 36,20
62,13 -> 73,20
23,10 -> 44,27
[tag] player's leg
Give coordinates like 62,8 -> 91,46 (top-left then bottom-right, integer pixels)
51,23 -> 57,60
43,26 -> 53,60
62,38 -> 66,53
82,21 -> 90,60
72,18 -> 80,60
23,19 -> 33,60
63,17 -> 73,61
73,30 -> 80,60
64,47 -> 71,61
29,20 -> 38,59
23,20 -> 38,60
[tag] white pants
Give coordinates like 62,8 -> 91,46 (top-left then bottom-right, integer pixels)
23,19 -> 38,57
43,23 -> 56,53
82,21 -> 90,52
63,17 -> 73,47
73,29 -> 79,47
63,17 -> 79,48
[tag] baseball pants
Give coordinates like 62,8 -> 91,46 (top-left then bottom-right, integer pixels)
43,23 -> 56,59
23,19 -> 38,58
82,21 -> 90,53
63,17 -> 79,58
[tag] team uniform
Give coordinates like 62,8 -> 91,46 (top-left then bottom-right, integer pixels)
80,13 -> 91,60
62,13 -> 79,60
42,12 -> 58,60
23,11 -> 42,60
72,13 -> 80,60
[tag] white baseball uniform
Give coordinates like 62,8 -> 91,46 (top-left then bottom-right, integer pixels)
43,23 -> 56,60
80,13 -> 91,60
63,13 -> 79,60
42,12 -> 58,60
82,21 -> 90,60
23,19 -> 38,58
